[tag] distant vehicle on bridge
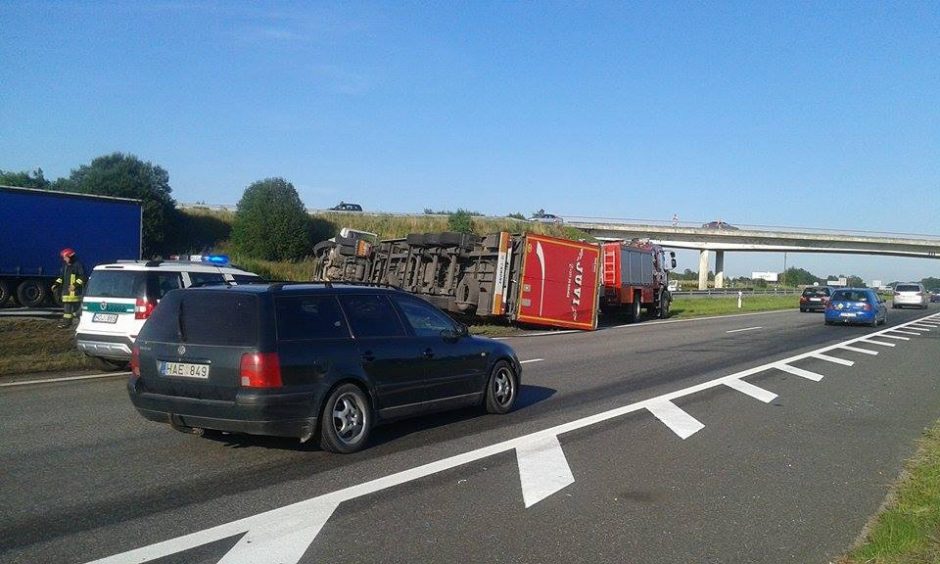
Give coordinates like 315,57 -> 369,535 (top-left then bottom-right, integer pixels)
529,211 -> 563,224
702,220 -> 739,230
330,202 -> 363,212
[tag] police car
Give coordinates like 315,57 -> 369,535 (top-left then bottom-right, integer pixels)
75,255 -> 263,369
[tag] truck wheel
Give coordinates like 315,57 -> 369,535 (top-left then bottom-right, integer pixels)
16,279 -> 47,308
626,295 -> 641,322
0,280 -> 10,307
455,276 -> 480,312
658,292 -> 672,318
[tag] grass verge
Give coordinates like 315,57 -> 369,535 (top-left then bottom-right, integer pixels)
841,420 -> 940,564
0,319 -> 94,376
669,294 -> 796,318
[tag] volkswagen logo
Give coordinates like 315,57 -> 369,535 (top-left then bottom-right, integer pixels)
178,345 -> 186,356
100,301 -> 108,311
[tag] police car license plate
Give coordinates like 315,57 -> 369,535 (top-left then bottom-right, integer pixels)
160,361 -> 210,379
92,313 -> 119,323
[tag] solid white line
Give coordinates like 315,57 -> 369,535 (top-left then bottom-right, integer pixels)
611,309 -> 796,330
646,399 -> 704,439
879,334 -> 911,341
889,329 -> 923,336
88,312 -> 937,564
862,339 -> 896,347
839,345 -> 878,356
723,378 -> 777,403
725,326 -> 762,334
516,435 -> 576,508
812,353 -> 855,366
0,372 -> 130,388
774,363 -> 824,382
520,359 -> 544,364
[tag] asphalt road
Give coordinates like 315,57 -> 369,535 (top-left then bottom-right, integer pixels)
1,305 -> 939,563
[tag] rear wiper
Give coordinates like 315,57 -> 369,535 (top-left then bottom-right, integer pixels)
177,300 -> 187,343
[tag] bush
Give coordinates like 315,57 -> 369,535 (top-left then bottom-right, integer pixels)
231,178 -> 311,261
447,209 -> 475,234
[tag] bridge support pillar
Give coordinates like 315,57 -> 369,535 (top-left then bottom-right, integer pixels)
698,250 -> 709,290
714,251 -> 725,289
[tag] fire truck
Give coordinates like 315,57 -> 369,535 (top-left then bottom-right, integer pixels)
599,239 -> 676,320
314,229 -> 601,330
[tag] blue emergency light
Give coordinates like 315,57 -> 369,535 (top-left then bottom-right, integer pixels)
202,254 -> 230,266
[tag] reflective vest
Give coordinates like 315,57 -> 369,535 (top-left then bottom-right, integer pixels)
55,259 -> 85,303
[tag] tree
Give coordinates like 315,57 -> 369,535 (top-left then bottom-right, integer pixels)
447,209 -> 475,234
59,153 -> 177,257
922,277 -> 940,291
0,168 -> 51,189
782,267 -> 820,287
231,178 -> 311,261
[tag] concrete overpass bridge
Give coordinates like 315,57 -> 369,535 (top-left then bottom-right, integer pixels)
565,218 -> 940,290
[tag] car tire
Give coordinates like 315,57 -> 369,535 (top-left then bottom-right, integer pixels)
800,307 -> 807,313
484,360 -> 518,414
320,383 -> 372,454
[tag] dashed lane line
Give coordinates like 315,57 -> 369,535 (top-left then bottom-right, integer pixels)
839,345 -> 879,356
725,326 -> 762,334
88,312 -> 937,564
862,339 -> 896,347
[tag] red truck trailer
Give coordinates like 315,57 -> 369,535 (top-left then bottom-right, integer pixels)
600,239 -> 676,320
314,230 -> 601,330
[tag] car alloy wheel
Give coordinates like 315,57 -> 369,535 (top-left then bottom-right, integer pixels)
485,360 -> 517,414
332,393 -> 365,443
320,383 -> 371,453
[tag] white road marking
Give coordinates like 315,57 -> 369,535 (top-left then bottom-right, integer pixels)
218,500 -> 340,564
862,339 -> 896,347
839,345 -> 878,356
516,435 -> 576,508
879,334 -> 911,341
906,325 -> 932,331
889,329 -> 923,336
611,309 -> 796,330
88,313 -> 936,564
725,326 -> 762,334
646,399 -> 704,439
723,378 -> 777,403
0,372 -> 130,388
774,363 -> 824,382
811,353 -> 855,366
520,358 -> 544,364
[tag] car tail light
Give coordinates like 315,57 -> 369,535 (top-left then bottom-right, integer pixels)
135,297 -> 156,320
862,303 -> 872,311
131,346 -> 140,377
800,297 -> 808,303
240,352 -> 283,388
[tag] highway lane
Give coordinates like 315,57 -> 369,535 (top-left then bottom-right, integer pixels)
1,306 -> 938,563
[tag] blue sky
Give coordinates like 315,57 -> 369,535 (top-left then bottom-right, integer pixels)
2,1 -> 938,281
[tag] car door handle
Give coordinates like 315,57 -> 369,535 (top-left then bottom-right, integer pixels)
361,351 -> 376,363
422,348 -> 434,359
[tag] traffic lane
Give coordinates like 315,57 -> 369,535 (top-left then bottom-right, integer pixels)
1,310 -> 934,561
302,316 -> 940,563
66,311 -> 940,563
496,307 -> 932,421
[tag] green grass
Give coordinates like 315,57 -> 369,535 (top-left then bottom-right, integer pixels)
842,420 -> 940,564
669,294 -> 797,318
0,319 -> 95,376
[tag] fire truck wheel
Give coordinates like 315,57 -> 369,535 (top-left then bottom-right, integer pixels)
484,360 -> 517,414
627,295 -> 641,322
659,293 -> 671,318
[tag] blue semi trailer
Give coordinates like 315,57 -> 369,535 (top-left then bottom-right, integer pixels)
0,185 -> 142,307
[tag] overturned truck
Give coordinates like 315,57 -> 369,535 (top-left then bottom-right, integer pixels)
313,230 -> 601,330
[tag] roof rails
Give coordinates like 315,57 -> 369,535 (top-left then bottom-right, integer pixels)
266,280 -> 403,291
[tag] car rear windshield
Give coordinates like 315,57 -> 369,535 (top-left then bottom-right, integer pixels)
831,290 -> 871,302
140,291 -> 259,346
896,285 -> 921,292
802,288 -> 829,297
86,271 -> 145,298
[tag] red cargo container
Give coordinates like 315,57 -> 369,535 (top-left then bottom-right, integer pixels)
515,234 -> 600,330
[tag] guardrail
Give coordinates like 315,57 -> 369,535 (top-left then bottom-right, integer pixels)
671,288 -> 801,298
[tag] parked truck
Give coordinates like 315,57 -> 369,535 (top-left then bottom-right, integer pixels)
599,239 -> 676,320
314,229 -> 602,330
0,185 -> 142,307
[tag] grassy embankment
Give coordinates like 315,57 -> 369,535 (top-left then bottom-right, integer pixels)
0,319 -> 96,376
841,420 -> 940,563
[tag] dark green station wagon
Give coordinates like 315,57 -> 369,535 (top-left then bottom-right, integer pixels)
128,283 -> 522,453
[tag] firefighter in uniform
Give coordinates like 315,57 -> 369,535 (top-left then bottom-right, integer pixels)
52,248 -> 85,328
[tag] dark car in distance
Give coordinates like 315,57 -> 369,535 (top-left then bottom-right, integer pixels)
799,286 -> 833,312
701,220 -> 739,230
128,283 -> 521,453
824,288 -> 887,327
330,202 -> 363,212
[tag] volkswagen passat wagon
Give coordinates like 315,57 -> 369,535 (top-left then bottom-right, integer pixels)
128,283 -> 521,453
